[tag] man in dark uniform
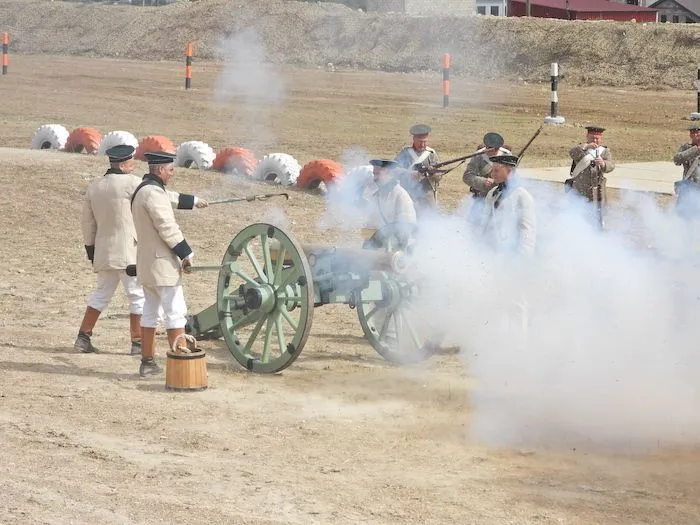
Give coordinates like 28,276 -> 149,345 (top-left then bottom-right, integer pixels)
394,124 -> 440,215
462,132 -> 511,223
673,121 -> 700,218
564,125 -> 615,230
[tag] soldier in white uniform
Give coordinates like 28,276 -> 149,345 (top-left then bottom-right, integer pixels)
75,145 -> 207,356
481,155 -> 536,256
363,159 -> 417,251
480,154 -> 536,338
673,121 -> 700,218
130,151 -> 196,377
394,124 -> 440,215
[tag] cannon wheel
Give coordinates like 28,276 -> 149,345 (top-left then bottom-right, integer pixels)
356,272 -> 431,364
217,223 -> 314,373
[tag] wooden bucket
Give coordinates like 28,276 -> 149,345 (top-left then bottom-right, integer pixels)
165,350 -> 208,392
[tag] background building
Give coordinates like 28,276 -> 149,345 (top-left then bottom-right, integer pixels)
476,0 -> 509,16
649,0 -> 700,22
508,0 -> 657,22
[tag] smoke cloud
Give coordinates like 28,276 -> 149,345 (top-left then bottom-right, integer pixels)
214,28 -> 286,154
401,177 -> 700,452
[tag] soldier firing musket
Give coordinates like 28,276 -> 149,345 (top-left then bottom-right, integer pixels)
564,125 -> 615,230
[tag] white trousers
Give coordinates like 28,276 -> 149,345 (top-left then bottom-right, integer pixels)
142,285 -> 188,330
87,270 -> 144,314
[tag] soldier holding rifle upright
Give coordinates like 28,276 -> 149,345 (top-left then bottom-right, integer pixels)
673,121 -> 700,218
565,125 -> 615,230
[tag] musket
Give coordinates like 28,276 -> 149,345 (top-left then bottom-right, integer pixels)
515,124 -> 544,166
207,192 -> 289,205
414,148 -> 487,176
591,150 -> 604,230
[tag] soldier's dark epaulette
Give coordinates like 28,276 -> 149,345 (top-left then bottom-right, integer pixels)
177,193 -> 196,210
172,239 -> 193,260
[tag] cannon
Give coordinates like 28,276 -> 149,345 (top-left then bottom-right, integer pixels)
186,222 -> 434,373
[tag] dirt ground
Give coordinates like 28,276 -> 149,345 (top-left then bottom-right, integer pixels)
1,56 -> 699,525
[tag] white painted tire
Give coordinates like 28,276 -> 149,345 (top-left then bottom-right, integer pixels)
175,141 -> 215,170
341,164 -> 375,198
346,164 -> 374,186
98,131 -> 139,155
31,124 -> 69,150
253,153 -> 301,186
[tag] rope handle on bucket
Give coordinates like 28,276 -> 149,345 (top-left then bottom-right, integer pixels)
171,333 -> 198,354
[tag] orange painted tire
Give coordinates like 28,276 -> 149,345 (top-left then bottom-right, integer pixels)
212,147 -> 258,176
297,159 -> 345,190
135,135 -> 176,161
64,127 -> 102,154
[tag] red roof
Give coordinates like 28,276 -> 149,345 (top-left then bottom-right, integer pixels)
510,0 -> 656,11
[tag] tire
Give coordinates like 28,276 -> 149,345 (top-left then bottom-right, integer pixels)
98,131 -> 139,155
297,159 -> 345,191
336,164 -> 376,200
65,127 -> 102,154
31,124 -> 70,150
252,153 -> 301,186
346,164 -> 374,187
212,147 -> 258,176
135,135 -> 176,161
175,141 -> 215,170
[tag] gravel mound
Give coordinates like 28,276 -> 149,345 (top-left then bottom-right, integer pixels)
1,0 -> 698,88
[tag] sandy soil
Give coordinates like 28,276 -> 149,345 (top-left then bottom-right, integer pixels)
0,56 -> 699,525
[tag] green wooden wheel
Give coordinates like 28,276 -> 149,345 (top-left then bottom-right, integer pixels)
356,272 -> 431,364
217,223 -> 314,373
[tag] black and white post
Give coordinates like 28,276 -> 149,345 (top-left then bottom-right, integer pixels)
692,64 -> 700,120
544,62 -> 565,125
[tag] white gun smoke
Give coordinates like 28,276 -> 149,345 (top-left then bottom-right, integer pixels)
407,178 -> 700,452
214,28 -> 286,154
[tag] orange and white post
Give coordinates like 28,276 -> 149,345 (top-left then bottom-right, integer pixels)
185,42 -> 193,90
442,53 -> 450,108
2,32 -> 8,75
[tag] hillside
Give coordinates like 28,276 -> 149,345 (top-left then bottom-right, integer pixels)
0,0 -> 699,88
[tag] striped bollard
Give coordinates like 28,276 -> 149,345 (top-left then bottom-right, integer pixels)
544,62 -> 565,125
2,32 -> 8,75
185,42 -> 193,90
442,53 -> 450,108
691,64 -> 700,120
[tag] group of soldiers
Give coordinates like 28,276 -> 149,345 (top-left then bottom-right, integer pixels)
76,145 -> 207,377
363,123 -> 617,256
77,122 -> 696,371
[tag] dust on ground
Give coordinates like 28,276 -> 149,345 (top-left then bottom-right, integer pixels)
0,56 -> 698,524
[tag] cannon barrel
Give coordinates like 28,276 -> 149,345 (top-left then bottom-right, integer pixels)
270,240 -> 407,274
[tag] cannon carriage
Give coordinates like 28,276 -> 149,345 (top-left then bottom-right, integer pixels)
186,222 -> 433,373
